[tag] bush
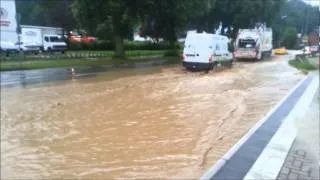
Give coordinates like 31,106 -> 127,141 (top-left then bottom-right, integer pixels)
68,40 -> 181,51
282,27 -> 298,49
289,58 -> 317,71
68,41 -> 113,51
164,49 -> 181,57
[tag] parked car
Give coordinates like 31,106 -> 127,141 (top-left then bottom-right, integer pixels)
302,46 -> 312,55
309,45 -> 319,54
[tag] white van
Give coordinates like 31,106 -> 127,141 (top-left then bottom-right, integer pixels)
182,32 -> 233,70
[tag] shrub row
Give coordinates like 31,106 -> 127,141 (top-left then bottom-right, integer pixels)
68,41 -> 181,51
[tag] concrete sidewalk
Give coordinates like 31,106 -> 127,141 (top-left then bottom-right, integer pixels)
277,88 -> 319,180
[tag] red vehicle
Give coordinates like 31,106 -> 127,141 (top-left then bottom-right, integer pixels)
68,30 -> 97,44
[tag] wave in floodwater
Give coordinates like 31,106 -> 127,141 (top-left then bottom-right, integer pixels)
1,55 -> 304,179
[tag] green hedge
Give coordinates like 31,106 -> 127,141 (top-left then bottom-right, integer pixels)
68,41 -> 181,51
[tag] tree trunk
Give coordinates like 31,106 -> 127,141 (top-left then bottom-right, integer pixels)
111,15 -> 125,59
113,31 -> 125,59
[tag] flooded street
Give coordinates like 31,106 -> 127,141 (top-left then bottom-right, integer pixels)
1,55 -> 304,179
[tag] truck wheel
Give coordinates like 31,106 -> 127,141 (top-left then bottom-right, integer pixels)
39,47 -> 44,53
47,48 -> 53,55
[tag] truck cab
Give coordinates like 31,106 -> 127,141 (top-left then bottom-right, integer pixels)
43,35 -> 67,53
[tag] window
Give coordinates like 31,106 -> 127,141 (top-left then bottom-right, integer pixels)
49,36 -> 64,42
44,37 -> 49,42
216,44 -> 220,51
238,39 -> 256,48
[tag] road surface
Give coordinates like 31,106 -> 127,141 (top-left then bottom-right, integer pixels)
1,54 -> 305,179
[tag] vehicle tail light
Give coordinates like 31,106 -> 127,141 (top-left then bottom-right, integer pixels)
181,53 -> 186,60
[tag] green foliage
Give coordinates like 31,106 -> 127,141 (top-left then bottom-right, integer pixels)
164,50 -> 181,57
140,0 -> 216,42
272,0 -> 320,47
283,27 -> 298,49
15,0 -> 319,54
68,41 -> 178,51
16,0 -> 75,30
289,58 -> 317,71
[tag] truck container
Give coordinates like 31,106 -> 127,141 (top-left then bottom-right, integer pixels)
234,27 -> 273,60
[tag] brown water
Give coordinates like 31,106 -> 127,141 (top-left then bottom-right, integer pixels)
1,55 -> 304,179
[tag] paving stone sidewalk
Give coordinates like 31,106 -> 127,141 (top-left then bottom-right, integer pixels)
277,87 -> 319,180
277,139 -> 319,180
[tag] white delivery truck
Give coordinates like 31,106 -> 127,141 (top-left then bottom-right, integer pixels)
20,25 -> 67,53
182,32 -> 233,70
0,0 -> 19,54
234,27 -> 273,60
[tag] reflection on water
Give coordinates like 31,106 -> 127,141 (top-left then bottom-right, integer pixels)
1,56 -> 303,179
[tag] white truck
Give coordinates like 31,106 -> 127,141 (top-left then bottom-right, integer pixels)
234,28 -> 273,60
0,0 -> 19,54
20,25 -> 67,53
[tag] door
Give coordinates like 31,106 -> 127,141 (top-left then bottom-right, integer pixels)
43,36 -> 50,51
183,36 -> 212,64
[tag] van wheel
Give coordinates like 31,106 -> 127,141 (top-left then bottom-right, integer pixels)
227,61 -> 233,68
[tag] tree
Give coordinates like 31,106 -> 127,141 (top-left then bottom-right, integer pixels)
272,0 -> 320,46
140,0 -> 216,45
16,0 -> 76,31
212,0 -> 284,31
71,0 -> 153,58
283,27 -> 298,49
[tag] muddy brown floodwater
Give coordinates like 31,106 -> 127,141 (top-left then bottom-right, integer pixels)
1,55 -> 304,179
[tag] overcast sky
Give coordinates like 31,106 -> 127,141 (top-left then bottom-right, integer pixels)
303,0 -> 320,7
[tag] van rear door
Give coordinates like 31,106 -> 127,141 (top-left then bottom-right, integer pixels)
183,35 -> 211,64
